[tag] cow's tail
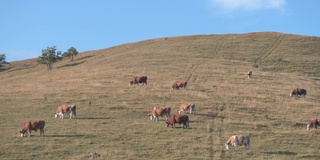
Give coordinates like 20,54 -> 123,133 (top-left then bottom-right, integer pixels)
167,107 -> 171,116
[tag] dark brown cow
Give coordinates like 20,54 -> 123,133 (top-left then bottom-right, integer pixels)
129,76 -> 147,86
172,81 -> 188,90
165,114 -> 189,128
290,88 -> 307,97
307,118 -> 319,130
148,107 -> 171,122
20,120 -> 45,137
54,104 -> 76,119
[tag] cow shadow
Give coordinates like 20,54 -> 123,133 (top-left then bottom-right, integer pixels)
263,151 -> 297,155
76,117 -> 111,120
196,113 -> 224,118
45,134 -> 96,138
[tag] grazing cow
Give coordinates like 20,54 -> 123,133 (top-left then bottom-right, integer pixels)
307,118 -> 320,130
129,76 -> 147,86
20,120 -> 45,137
172,81 -> 188,90
178,103 -> 196,114
225,135 -> 250,150
148,106 -> 171,122
165,114 -> 189,128
54,104 -> 77,119
290,88 -> 307,97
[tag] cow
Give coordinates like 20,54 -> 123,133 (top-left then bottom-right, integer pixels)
129,76 -> 147,86
172,81 -> 188,90
178,103 -> 196,114
54,104 -> 76,119
165,114 -> 189,129
20,120 -> 45,137
290,88 -> 307,97
148,106 -> 171,122
307,118 -> 320,130
225,135 -> 250,150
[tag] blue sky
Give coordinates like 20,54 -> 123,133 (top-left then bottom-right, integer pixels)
1,0 -> 319,62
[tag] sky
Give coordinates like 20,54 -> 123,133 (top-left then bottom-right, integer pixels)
1,0 -> 319,62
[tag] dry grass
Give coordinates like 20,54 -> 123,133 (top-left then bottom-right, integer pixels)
0,32 -> 320,159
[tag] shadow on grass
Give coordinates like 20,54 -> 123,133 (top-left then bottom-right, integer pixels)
45,134 -> 87,138
76,117 -> 111,120
196,113 -> 225,118
263,151 -> 297,155
58,61 -> 86,68
75,55 -> 94,61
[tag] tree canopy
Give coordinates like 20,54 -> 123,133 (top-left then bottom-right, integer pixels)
63,47 -> 78,61
0,54 -> 6,64
37,46 -> 61,70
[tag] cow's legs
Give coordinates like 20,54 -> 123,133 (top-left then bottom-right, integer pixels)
40,129 -> 44,136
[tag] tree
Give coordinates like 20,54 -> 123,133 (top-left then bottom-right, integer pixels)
37,46 -> 61,70
0,54 -> 6,64
63,47 -> 78,61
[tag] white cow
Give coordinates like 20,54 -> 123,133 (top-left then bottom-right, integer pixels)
178,103 -> 196,114
225,135 -> 250,150
54,104 -> 76,119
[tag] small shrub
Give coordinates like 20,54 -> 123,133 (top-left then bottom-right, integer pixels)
276,57 -> 283,62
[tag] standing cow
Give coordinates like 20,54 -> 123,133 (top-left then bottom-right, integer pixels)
225,135 -> 250,150
290,88 -> 307,97
178,103 -> 196,114
307,118 -> 319,130
54,104 -> 77,119
165,114 -> 189,129
20,120 -> 45,137
172,81 -> 188,90
129,76 -> 147,86
148,106 -> 171,122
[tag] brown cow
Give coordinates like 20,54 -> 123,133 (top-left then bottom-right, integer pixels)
225,135 -> 250,150
20,120 -> 45,137
54,104 -> 76,119
290,88 -> 307,97
129,76 -> 147,86
165,114 -> 189,128
307,118 -> 320,130
172,81 -> 188,90
178,103 -> 196,114
148,106 -> 171,122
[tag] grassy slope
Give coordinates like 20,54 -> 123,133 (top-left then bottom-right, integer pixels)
0,32 -> 319,159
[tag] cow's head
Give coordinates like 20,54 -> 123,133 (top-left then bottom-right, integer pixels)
316,119 -> 320,128
70,105 -> 77,118
129,80 -> 134,86
184,81 -> 188,87
165,120 -> 170,127
225,143 -> 231,150
20,130 -> 26,137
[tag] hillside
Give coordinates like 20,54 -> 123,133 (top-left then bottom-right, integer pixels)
0,32 -> 319,159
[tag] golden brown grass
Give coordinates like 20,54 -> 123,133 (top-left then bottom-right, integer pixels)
0,32 -> 319,159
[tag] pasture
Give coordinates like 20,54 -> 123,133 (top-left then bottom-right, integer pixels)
0,32 -> 319,159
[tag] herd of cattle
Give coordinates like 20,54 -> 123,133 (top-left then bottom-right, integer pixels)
19,75 -> 318,150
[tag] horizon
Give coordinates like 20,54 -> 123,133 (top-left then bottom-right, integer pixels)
1,0 -> 320,62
